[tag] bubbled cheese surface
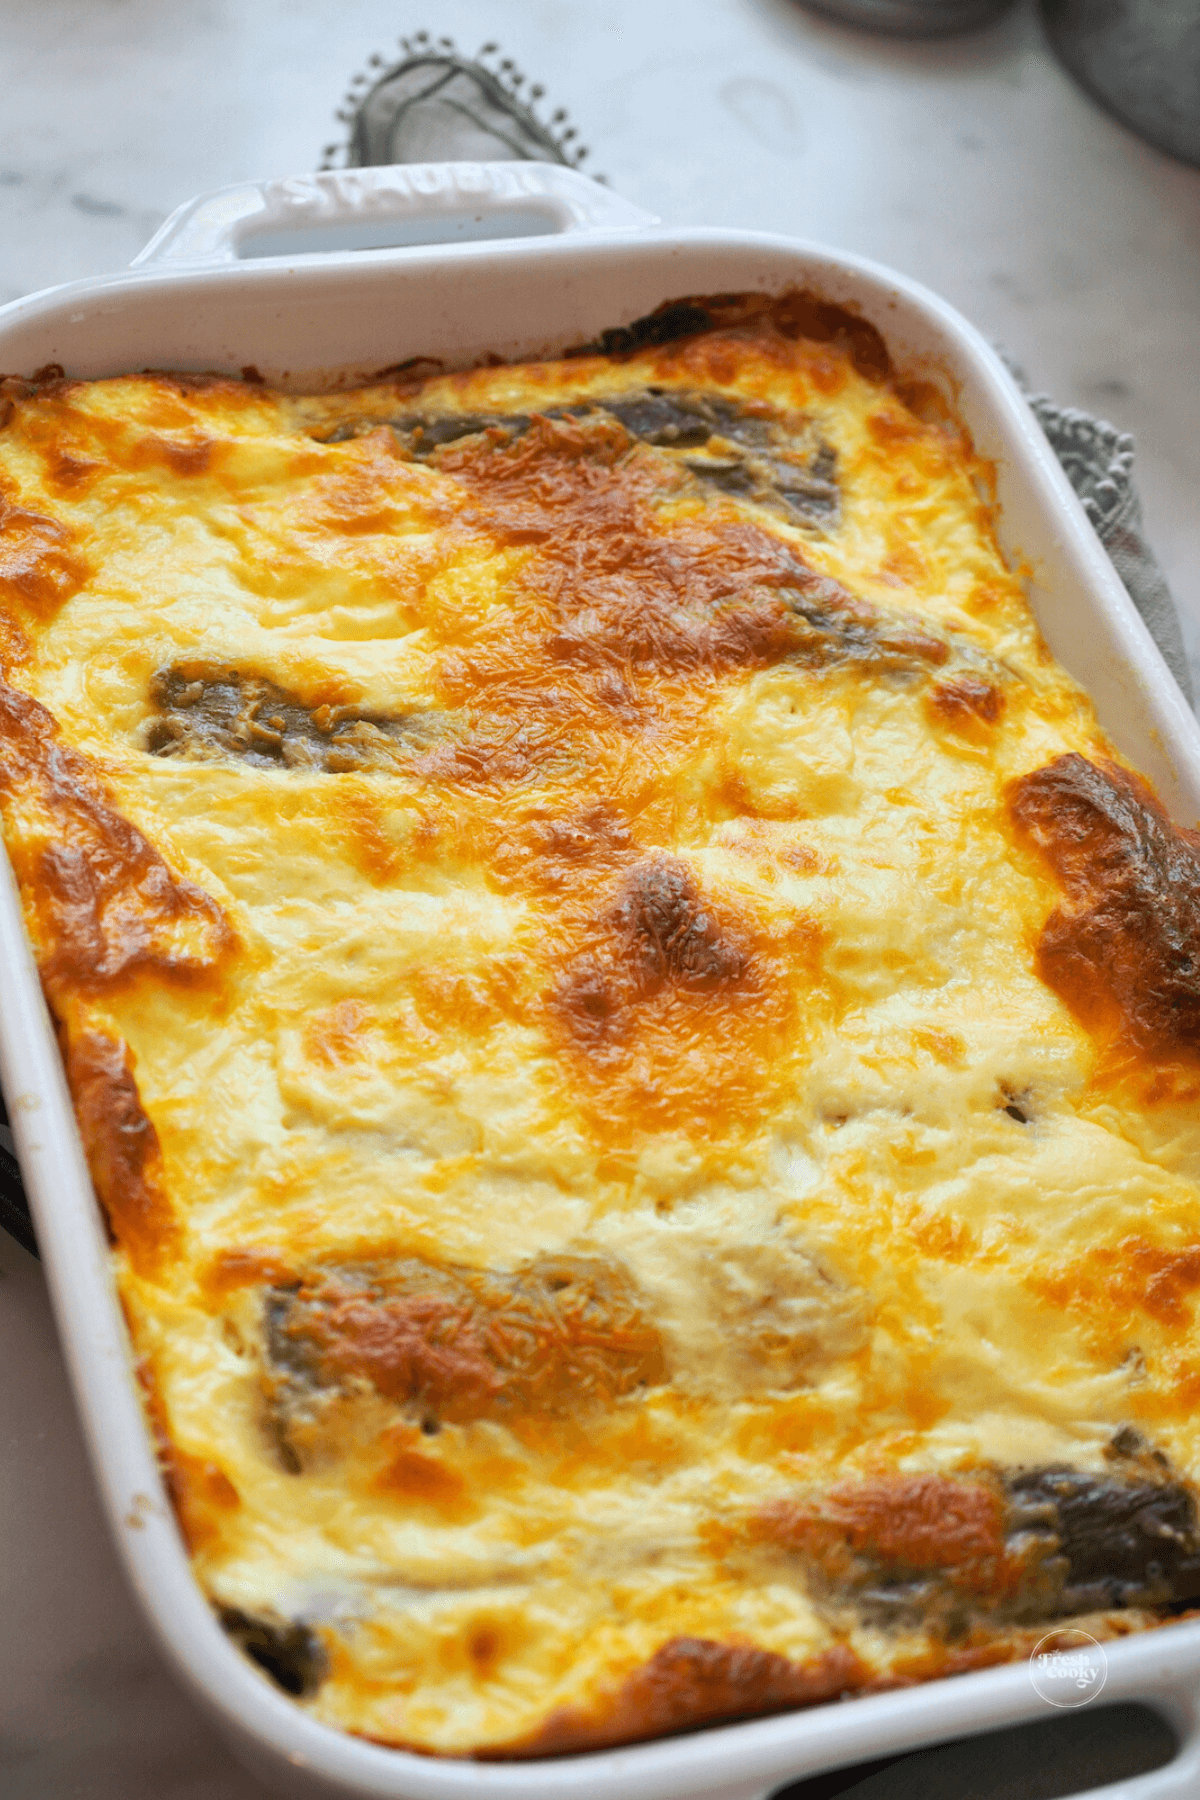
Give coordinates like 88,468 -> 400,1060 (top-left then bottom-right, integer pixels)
2,317 -> 1200,1755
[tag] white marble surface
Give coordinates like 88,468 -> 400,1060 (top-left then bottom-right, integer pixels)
1,1 -> 1198,1794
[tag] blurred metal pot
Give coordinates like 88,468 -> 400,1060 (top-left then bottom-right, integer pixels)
794,0 -> 1016,34
1040,0 -> 1200,168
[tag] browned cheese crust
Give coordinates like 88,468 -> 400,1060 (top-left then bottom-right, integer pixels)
2,299 -> 1200,1756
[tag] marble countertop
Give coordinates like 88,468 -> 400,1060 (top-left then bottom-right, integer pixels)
1,1 -> 1198,1794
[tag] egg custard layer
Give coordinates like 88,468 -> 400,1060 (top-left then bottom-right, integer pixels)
4,294 -> 1200,1756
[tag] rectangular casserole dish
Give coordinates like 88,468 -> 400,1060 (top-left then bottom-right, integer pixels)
3,160 -> 1200,1800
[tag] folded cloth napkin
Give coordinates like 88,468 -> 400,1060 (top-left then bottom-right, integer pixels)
323,38 -> 592,174
1027,393 -> 1194,706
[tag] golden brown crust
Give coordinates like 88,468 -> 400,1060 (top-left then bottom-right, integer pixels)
266,1253 -> 666,1433
372,1436 -> 477,1520
202,1246 -> 294,1298
1033,1235 -> 1200,1337
66,1029 -> 179,1273
759,1473 -> 1013,1598
439,414 -> 806,680
0,488 -> 89,618
436,412 -> 945,697
568,290 -> 892,383
926,673 -> 1004,731
485,1636 -> 868,1758
552,855 -> 752,1056
1008,753 -> 1200,1058
0,675 -> 232,1001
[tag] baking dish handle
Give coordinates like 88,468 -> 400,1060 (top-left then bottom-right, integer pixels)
750,1764 -> 1200,1800
131,163 -> 659,269
746,1681 -> 1200,1800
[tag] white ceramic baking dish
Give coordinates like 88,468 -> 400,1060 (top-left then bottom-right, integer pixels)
3,161 -> 1200,1800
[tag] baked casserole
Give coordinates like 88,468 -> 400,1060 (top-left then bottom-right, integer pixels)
2,292 -> 1200,1756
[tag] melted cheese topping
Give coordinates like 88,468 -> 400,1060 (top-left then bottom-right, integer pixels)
3,308 -> 1200,1757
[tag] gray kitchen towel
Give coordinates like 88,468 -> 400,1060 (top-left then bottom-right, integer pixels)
1027,392 -> 1194,707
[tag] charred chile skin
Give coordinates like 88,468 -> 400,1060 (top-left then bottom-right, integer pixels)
317,387 -> 841,528
1008,753 -> 1200,1058
261,1254 -> 666,1468
765,1454 -> 1200,1638
562,290 -> 894,382
1007,1466 -> 1200,1615
146,667 -> 436,772
219,1607 -> 327,1697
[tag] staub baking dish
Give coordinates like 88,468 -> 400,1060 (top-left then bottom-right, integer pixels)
3,161 -> 1200,1800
